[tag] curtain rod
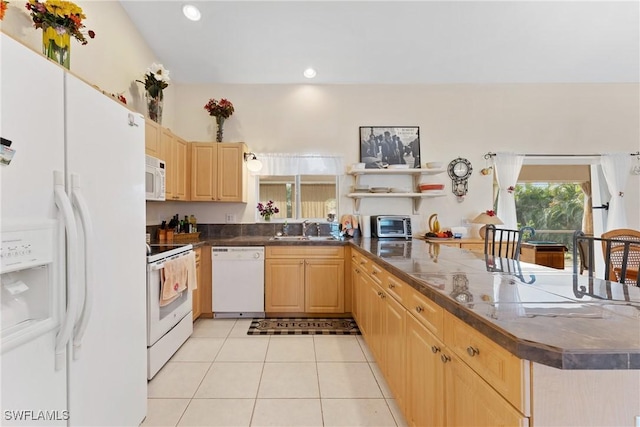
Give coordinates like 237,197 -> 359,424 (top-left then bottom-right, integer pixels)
483,151 -> 640,159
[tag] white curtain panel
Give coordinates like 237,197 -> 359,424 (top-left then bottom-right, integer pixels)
254,153 -> 344,176
493,152 -> 525,230
600,152 -> 632,231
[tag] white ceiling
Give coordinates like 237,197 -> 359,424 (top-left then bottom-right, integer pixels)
120,1 -> 640,85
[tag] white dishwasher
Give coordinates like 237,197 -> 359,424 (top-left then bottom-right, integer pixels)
212,246 -> 265,318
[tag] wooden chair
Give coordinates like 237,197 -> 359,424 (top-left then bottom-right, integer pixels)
573,230 -> 640,286
484,224 -> 534,261
601,229 -> 640,286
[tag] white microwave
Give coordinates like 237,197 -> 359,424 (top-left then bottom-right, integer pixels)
145,155 -> 166,201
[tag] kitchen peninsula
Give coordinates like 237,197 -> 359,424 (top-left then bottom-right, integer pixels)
204,235 -> 640,426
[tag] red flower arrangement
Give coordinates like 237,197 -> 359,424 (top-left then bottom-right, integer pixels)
485,210 -> 496,217
204,98 -> 235,119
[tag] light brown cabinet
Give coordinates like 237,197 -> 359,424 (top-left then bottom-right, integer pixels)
192,247 -> 202,320
190,142 -> 247,202
352,246 -> 530,427
144,119 -> 161,158
351,252 -> 406,412
265,258 -> 306,312
199,245 -> 213,318
406,313 -> 445,427
265,246 -> 345,314
158,127 -> 189,201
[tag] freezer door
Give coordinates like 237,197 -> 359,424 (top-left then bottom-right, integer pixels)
64,74 -> 147,426
0,34 -> 67,425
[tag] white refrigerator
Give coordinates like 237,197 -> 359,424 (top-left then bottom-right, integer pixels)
0,34 -> 147,426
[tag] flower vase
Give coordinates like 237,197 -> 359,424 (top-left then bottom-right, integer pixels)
42,25 -> 71,69
263,214 -> 271,222
146,91 -> 163,124
215,116 -> 225,142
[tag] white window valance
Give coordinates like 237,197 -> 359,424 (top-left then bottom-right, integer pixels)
254,153 -> 344,176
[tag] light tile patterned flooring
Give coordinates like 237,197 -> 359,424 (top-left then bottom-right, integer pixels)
142,318 -> 408,427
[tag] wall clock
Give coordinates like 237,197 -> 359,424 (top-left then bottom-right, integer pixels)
447,157 -> 473,201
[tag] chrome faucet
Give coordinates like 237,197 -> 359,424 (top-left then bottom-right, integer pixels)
302,220 -> 319,237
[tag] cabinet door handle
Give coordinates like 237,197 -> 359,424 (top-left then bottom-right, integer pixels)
355,269 -> 360,274
360,261 -> 366,265
466,346 -> 480,357
371,270 -> 378,276
431,345 -> 440,354
440,354 -> 451,363
388,283 -> 395,289
415,306 -> 424,313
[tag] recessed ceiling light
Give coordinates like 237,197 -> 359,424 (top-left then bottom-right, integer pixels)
303,68 -> 317,79
183,4 -> 201,21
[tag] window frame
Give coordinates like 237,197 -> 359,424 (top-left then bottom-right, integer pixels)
255,174 -> 339,222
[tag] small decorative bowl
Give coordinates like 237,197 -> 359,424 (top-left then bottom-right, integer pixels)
425,161 -> 444,169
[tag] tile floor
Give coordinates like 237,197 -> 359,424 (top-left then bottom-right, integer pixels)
142,318 -> 408,427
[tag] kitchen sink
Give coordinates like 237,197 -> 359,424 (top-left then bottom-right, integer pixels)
269,235 -> 338,241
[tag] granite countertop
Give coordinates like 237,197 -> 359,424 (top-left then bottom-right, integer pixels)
194,234 -> 639,369
351,238 -> 640,370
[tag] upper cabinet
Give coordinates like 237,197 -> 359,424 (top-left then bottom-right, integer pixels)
191,142 -> 247,203
145,122 -> 248,202
160,127 -> 189,201
144,119 -> 161,158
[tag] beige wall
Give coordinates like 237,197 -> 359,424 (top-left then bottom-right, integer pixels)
1,0 -> 175,128
2,1 -> 637,231
146,83 -> 639,233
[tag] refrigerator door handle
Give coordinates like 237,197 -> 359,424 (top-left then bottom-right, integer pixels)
53,171 -> 79,370
70,173 -> 94,360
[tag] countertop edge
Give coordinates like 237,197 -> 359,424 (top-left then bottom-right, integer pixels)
190,236 -> 638,369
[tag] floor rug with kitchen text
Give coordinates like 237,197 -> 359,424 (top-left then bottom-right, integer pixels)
247,318 -> 360,335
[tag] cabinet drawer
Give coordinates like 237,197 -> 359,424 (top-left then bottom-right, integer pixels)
351,251 -> 372,275
444,311 -> 529,414
405,286 -> 444,340
266,246 -> 344,259
369,262 -> 384,286
381,272 -> 407,304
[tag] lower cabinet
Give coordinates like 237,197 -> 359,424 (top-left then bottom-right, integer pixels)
406,314 -> 445,427
265,246 -> 345,314
192,247 -> 202,320
265,258 -> 306,312
352,247 -> 529,427
446,352 -> 528,427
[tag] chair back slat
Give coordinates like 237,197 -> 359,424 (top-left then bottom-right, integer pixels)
484,225 -> 534,261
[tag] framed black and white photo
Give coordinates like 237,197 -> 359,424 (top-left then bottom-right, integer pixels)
359,126 -> 420,169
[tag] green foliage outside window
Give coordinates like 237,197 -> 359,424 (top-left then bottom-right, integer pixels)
514,183 -> 584,252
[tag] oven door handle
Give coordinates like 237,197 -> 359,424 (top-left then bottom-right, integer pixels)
151,262 -> 165,271
150,250 -> 193,271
